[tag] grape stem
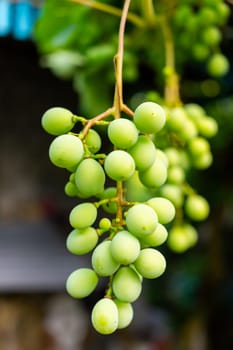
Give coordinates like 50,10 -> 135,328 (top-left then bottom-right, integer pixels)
69,0 -> 144,27
80,107 -> 114,138
142,0 -> 156,26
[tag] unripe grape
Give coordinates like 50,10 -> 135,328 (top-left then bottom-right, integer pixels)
85,129 -> 102,153
192,43 -> 210,61
160,184 -> 184,208
91,298 -> 118,335
69,202 -> 97,229
75,158 -> 105,197
147,197 -> 175,224
99,218 -> 111,231
192,151 -> 213,169
188,137 -> 210,157
110,231 -> 140,265
100,187 -> 117,214
139,158 -> 167,188
125,171 -> 154,202
133,102 -> 166,134
185,103 -> 205,122
112,266 -> 142,302
66,268 -> 98,298
126,203 -> 158,237
49,134 -> 84,169
197,116 -> 218,138
92,240 -> 120,276
156,149 -> 169,168
41,107 -> 74,135
167,107 -> 187,132
178,119 -> 198,141
104,150 -> 135,181
114,300 -> 134,329
164,147 -> 181,166
134,248 -> 166,279
167,224 -> 198,253
167,165 -> 185,184
185,194 -> 210,221
202,26 -> 222,47
107,118 -> 138,149
128,135 -> 156,171
207,54 -> 229,78
66,227 -> 98,255
141,223 -> 168,247
64,181 -> 78,197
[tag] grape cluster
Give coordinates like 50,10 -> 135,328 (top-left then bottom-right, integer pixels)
172,0 -> 230,77
42,102 -> 176,334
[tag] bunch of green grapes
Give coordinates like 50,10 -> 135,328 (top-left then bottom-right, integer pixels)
171,0 -> 230,77
42,101 -> 177,334
149,102 -> 217,253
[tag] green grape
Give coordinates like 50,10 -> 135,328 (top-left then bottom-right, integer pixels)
167,224 -> 198,253
126,203 -> 158,237
202,26 -> 222,47
156,149 -> 169,168
134,248 -> 166,279
167,107 -> 187,132
69,173 -> 76,183
99,218 -> 111,231
147,197 -> 175,224
125,171 -> 155,202
167,165 -> 185,184
64,181 -> 78,197
75,158 -> 105,197
110,230 -> 140,265
198,7 -> 218,26
66,268 -> 98,298
112,266 -> 142,303
85,129 -> 102,153
100,187 -> 118,214
139,158 -> 167,188
192,151 -> 213,169
107,118 -> 138,149
41,107 -> 75,135
192,43 -> 210,61
114,299 -> 133,330
216,2 -> 230,23
188,137 -> 210,157
196,116 -> 218,138
133,101 -> 166,134
185,103 -> 205,122
49,134 -> 84,169
185,194 -> 210,221
160,184 -> 184,208
207,53 -> 229,77
128,135 -> 156,171
91,298 -> 118,335
178,119 -> 198,141
104,150 -> 135,181
141,223 -> 168,247
69,202 -> 97,229
92,240 -> 120,276
164,147 -> 181,166
66,227 -> 98,255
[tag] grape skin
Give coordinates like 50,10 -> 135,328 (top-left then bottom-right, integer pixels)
42,107 -> 75,135
127,135 -> 156,171
110,230 -> 140,265
49,134 -> 84,169
92,241 -> 120,277
133,102 -> 166,134
66,268 -> 98,298
185,194 -> 210,221
126,203 -> 158,237
107,118 -> 138,149
147,197 -> 175,224
167,224 -> 198,253
112,266 -> 142,303
134,248 -> 166,279
114,299 -> 134,329
104,150 -> 135,181
66,227 -> 98,255
69,202 -> 97,229
85,129 -> 102,153
91,298 -> 118,335
141,223 -> 168,247
75,158 -> 105,198
139,158 -> 167,188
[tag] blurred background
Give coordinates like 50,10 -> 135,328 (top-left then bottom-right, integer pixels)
0,1 -> 233,349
